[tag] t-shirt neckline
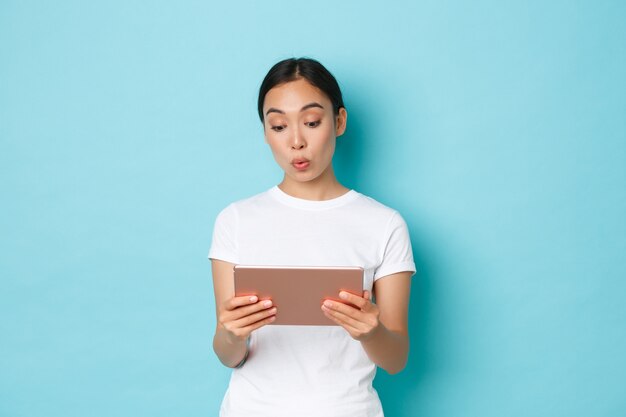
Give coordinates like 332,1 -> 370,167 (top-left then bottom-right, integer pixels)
268,185 -> 359,210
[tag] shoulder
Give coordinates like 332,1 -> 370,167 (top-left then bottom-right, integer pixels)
351,191 -> 406,226
214,188 -> 275,219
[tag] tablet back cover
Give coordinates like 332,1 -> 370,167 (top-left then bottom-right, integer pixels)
234,265 -> 364,326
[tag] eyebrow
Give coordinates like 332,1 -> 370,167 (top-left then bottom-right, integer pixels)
265,102 -> 324,116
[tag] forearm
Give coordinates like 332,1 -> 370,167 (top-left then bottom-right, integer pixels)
213,326 -> 248,368
360,323 -> 409,374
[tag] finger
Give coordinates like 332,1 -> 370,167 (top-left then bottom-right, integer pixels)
322,307 -> 363,333
323,299 -> 366,321
225,300 -> 275,323
222,299 -> 274,323
227,298 -> 273,315
226,295 -> 260,310
241,314 -> 276,334
322,303 -> 366,330
232,307 -> 277,328
338,291 -> 371,311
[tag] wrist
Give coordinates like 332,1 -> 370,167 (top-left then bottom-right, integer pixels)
232,336 -> 251,368
359,320 -> 386,343
217,325 -> 248,345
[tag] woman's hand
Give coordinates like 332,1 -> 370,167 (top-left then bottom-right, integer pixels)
217,295 -> 277,344
321,290 -> 381,341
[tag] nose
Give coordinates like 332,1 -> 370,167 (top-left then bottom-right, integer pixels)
290,126 -> 306,150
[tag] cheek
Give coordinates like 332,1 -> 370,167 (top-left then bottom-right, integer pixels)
266,138 -> 289,162
324,140 -> 336,160
310,123 -> 333,142
319,127 -> 336,154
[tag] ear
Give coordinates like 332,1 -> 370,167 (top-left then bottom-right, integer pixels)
335,107 -> 348,137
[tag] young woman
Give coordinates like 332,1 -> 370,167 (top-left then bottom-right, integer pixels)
208,57 -> 416,417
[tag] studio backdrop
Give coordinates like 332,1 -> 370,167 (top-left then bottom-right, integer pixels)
1,1 -> 625,416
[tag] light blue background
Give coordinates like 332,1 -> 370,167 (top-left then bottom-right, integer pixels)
1,1 -> 625,416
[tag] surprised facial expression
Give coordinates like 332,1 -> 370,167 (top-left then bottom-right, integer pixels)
262,78 -> 347,184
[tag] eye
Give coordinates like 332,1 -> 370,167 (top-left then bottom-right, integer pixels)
271,125 -> 286,132
305,120 -> 321,128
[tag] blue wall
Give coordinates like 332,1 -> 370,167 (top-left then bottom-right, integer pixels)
1,1 -> 624,416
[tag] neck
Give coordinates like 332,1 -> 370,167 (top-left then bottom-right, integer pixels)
278,164 -> 349,201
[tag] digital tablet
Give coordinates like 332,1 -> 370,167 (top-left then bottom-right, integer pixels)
233,265 -> 364,326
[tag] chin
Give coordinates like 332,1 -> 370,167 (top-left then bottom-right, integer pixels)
288,171 -> 320,183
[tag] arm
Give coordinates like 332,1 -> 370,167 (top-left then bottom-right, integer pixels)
321,271 -> 412,374
211,259 -> 277,368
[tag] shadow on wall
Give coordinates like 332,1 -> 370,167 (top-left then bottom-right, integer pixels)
333,95 -> 435,416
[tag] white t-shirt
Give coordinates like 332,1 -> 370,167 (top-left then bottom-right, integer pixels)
208,186 -> 416,417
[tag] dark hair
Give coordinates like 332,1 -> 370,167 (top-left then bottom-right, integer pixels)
257,57 -> 345,122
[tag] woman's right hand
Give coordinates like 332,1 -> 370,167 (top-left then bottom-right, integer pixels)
217,295 -> 277,344
212,259 -> 275,367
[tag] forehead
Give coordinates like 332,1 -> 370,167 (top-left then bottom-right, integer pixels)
263,78 -> 331,112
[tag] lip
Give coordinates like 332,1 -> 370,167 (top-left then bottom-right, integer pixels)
291,158 -> 310,171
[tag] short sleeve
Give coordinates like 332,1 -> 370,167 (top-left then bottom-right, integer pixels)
374,211 -> 416,281
208,204 -> 239,264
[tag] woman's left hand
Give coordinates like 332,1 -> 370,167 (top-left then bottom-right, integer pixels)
321,290 -> 381,341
